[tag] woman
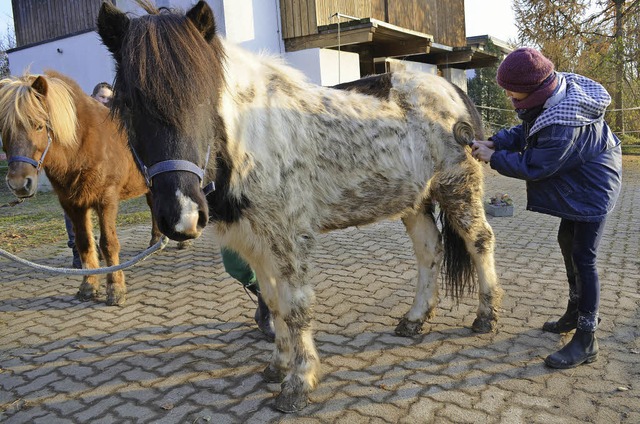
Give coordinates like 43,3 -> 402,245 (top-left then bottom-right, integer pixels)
472,47 -> 622,369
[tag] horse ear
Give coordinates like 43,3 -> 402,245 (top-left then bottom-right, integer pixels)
31,76 -> 48,96
186,0 -> 217,42
97,1 -> 130,61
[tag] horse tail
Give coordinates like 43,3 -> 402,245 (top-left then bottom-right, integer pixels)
452,121 -> 475,147
451,83 -> 485,141
439,210 -> 476,301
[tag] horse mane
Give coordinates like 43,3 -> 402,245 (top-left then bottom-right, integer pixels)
0,71 -> 78,146
115,0 -> 226,129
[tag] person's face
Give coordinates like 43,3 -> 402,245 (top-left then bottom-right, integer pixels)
505,90 -> 529,101
94,88 -> 114,105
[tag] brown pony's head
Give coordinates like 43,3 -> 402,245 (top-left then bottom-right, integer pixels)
0,72 -> 77,198
97,0 -> 225,240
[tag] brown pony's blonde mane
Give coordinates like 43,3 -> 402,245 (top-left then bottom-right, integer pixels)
0,72 -> 78,146
114,0 -> 226,129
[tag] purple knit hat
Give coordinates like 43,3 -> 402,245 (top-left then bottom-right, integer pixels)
497,47 -> 558,109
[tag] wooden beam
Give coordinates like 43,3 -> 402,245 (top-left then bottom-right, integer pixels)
423,50 -> 474,65
374,41 -> 431,58
284,29 -> 374,52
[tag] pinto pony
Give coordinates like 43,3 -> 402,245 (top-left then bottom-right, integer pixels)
97,0 -> 502,412
0,70 -> 162,306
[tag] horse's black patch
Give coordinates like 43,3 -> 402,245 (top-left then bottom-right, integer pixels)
206,154 -> 251,223
332,73 -> 393,100
474,229 -> 493,255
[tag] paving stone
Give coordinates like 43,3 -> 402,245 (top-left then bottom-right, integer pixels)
1,156 -> 639,422
72,396 -> 123,422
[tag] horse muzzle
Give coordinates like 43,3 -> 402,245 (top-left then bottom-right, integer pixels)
6,166 -> 39,198
151,176 -> 209,241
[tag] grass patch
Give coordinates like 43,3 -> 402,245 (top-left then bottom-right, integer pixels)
622,144 -> 640,155
0,159 -> 151,253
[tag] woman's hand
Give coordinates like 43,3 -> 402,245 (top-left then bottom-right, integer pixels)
472,140 -> 495,163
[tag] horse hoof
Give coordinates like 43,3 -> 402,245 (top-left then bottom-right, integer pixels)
177,240 -> 192,250
472,316 -> 497,333
274,377 -> 308,413
394,317 -> 424,337
106,292 -> 126,307
76,284 -> 99,301
263,364 -> 287,383
75,290 -> 96,301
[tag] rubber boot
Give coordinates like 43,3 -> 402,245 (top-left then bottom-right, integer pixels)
544,328 -> 599,369
254,294 -> 276,342
542,300 -> 578,333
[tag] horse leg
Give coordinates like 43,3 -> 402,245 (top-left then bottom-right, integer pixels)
275,282 -> 318,412
254,255 -> 319,412
97,198 -> 126,306
395,205 -> 443,337
436,167 -> 503,333
145,192 -> 163,246
257,274 -> 291,384
466,219 -> 503,333
68,208 -> 101,300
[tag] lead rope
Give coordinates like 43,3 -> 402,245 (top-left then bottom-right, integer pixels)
0,198 -> 24,208
0,236 -> 169,275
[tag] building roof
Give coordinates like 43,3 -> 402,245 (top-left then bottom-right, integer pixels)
285,18 -> 512,70
286,17 -> 434,58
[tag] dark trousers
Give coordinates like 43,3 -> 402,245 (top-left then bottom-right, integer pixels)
557,218 -> 607,330
64,212 -> 75,248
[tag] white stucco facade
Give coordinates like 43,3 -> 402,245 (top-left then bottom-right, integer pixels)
8,31 -> 116,94
285,48 -> 360,86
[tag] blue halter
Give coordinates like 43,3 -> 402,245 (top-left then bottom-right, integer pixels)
7,127 -> 53,171
130,145 -> 216,196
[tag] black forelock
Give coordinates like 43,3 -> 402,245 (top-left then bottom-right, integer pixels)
112,8 -> 226,131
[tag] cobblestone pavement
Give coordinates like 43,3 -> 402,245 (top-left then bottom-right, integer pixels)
1,157 -> 638,424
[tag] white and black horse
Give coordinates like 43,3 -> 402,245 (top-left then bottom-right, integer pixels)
98,0 -> 502,412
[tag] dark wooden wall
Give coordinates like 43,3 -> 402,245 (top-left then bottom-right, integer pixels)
12,0 -> 110,47
279,0 -> 466,47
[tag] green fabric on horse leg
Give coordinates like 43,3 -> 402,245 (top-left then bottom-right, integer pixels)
221,247 -> 260,293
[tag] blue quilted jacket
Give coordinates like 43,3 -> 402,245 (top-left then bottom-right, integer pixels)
489,73 -> 622,222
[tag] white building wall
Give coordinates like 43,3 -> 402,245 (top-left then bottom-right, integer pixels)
8,31 -> 115,95
219,0 -> 283,54
385,58 -> 437,75
442,68 -> 468,91
285,48 -> 360,86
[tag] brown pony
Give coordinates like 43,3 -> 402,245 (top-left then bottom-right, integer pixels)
0,70 -> 161,306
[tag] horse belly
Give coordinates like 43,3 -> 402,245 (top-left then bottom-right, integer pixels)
317,176 -> 425,231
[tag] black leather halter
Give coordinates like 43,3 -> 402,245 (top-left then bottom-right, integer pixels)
130,145 -> 216,195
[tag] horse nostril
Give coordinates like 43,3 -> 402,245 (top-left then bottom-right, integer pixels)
198,209 -> 209,228
157,215 -> 172,236
24,176 -> 34,193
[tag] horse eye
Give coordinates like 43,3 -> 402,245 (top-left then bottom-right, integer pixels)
35,123 -> 44,131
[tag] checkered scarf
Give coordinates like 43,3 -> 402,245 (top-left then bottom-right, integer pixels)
529,73 -> 611,136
